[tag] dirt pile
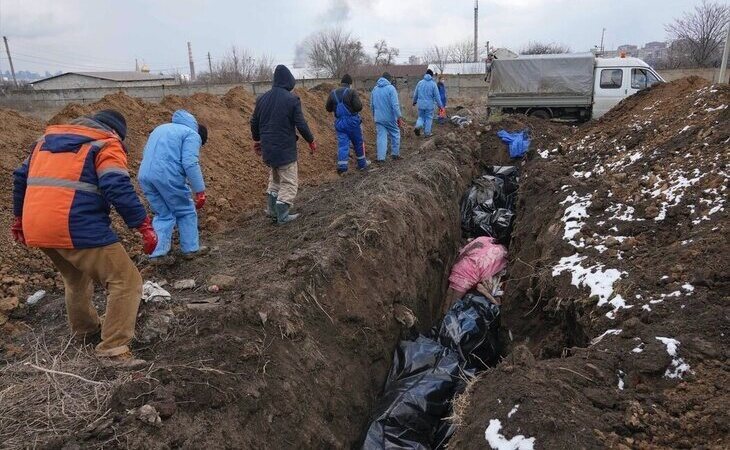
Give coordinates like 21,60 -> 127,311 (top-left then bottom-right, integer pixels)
452,77 -> 729,448
0,85 -> 377,334
0,109 -> 50,331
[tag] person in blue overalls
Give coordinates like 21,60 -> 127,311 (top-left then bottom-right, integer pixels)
326,74 -> 370,173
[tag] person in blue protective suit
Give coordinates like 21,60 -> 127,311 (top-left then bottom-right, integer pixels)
138,110 -> 208,264
370,72 -> 404,163
437,75 -> 447,124
412,69 -> 444,137
325,74 -> 370,173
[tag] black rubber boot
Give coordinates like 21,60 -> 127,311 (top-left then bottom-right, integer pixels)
275,201 -> 299,225
265,193 -> 278,220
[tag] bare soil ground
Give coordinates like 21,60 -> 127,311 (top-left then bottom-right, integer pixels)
451,77 -> 729,449
1,77 -> 727,450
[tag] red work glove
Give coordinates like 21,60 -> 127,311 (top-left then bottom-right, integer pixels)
137,217 -> 158,255
439,107 -> 446,117
308,141 -> 317,155
253,141 -> 262,156
11,216 -> 25,245
195,191 -> 206,210
397,117 -> 405,128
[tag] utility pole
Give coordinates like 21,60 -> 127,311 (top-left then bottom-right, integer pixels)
135,58 -> 139,72
473,0 -> 479,63
187,41 -> 196,82
719,24 -> 730,84
600,28 -> 606,53
207,52 -> 213,76
3,36 -> 18,87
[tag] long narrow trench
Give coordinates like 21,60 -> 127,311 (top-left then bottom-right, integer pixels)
360,165 -> 519,449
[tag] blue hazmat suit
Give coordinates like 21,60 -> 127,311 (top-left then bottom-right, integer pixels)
412,74 -> 443,136
370,77 -> 402,161
332,88 -> 367,172
139,110 -> 204,257
497,129 -> 532,158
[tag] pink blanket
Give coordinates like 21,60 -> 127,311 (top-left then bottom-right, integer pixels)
448,237 -> 508,293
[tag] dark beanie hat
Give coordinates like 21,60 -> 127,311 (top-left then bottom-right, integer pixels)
198,124 -> 208,146
341,74 -> 353,85
426,69 -> 434,76
382,71 -> 393,83
93,109 -> 127,141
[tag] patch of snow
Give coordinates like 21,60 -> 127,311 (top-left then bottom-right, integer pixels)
656,337 -> 693,379
632,343 -> 645,353
705,104 -> 727,112
679,125 -> 691,133
508,404 -> 520,419
617,370 -> 626,390
681,283 -> 694,293
590,329 -> 622,346
538,149 -> 550,159
552,254 -> 630,318
485,419 -> 536,450
560,192 -> 592,245
642,304 -> 652,311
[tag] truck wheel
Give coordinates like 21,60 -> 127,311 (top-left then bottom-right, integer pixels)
528,109 -> 551,120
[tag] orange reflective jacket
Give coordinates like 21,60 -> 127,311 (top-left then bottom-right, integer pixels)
13,118 -> 146,249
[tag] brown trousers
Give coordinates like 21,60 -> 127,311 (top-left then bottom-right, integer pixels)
267,161 -> 298,205
42,243 -> 143,357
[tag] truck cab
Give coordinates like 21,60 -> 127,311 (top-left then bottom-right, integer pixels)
592,57 -> 663,118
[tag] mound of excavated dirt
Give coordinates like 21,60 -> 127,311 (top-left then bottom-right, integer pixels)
0,110 -> 52,331
452,78 -> 729,448
0,85 -> 376,349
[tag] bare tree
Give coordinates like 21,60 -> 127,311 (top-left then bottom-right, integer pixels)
198,46 -> 274,83
373,40 -> 400,66
665,0 -> 729,68
408,55 -> 421,65
423,45 -> 452,74
520,41 -> 571,55
304,28 -> 366,78
451,39 -> 485,63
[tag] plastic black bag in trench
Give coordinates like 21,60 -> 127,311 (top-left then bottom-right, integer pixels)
460,166 -> 519,245
361,294 -> 501,449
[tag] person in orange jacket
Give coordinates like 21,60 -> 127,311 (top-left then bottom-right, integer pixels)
11,110 -> 157,367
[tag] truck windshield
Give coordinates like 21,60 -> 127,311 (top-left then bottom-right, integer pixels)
631,69 -> 661,90
600,69 -> 623,89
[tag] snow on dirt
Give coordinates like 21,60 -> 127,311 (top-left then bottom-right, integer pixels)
451,77 -> 729,449
485,419 -> 536,450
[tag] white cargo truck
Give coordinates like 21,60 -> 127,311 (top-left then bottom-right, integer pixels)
488,53 -> 664,121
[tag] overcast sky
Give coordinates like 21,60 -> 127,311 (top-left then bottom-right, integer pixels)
0,0 -> 711,74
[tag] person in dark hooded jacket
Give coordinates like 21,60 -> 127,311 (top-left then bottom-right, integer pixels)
251,65 -> 316,224
325,74 -> 369,173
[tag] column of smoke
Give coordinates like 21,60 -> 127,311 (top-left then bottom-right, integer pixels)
293,0 -> 373,69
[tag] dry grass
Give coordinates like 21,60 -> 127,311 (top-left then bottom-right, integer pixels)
447,371 -> 485,429
0,333 -> 131,449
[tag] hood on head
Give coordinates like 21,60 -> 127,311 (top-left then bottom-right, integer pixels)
172,109 -> 198,132
273,65 -> 296,91
423,73 -> 433,81
376,77 -> 391,87
42,118 -> 117,153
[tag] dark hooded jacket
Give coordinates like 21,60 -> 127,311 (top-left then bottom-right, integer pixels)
250,65 -> 315,168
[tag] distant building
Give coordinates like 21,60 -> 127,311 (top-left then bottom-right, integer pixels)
31,71 -> 178,90
639,41 -> 668,62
